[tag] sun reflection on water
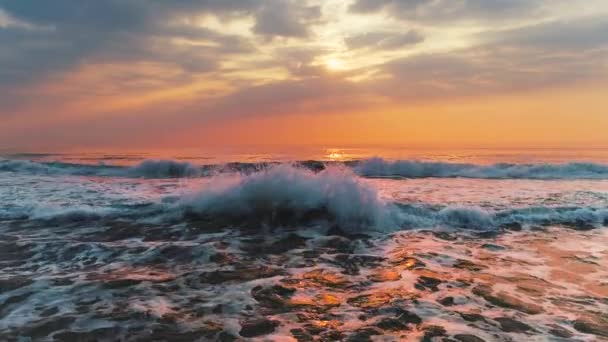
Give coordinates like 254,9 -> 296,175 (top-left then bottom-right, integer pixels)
325,149 -> 347,161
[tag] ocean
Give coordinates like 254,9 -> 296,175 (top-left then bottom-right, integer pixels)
1,147 -> 607,341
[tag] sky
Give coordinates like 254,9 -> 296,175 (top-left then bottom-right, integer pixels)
1,0 -> 607,150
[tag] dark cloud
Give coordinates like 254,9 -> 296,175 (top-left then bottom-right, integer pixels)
0,0 -> 259,30
268,46 -> 331,78
0,22 -> 233,110
0,0 -> 268,117
0,0 -> 317,91
345,30 -> 424,50
350,0 -> 542,22
253,0 -> 322,38
0,26 -> 95,85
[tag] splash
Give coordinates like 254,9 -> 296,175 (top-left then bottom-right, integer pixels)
178,165 -> 399,232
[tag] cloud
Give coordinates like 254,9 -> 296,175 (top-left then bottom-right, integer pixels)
0,0 -> 259,30
345,30 -> 424,50
486,17 -> 608,50
0,1 -> 249,87
201,76 -> 366,120
252,0 -> 322,38
377,16 -> 608,99
0,0 -> 319,89
349,0 -> 543,23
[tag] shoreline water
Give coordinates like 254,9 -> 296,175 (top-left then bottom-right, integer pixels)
1,151 -> 607,341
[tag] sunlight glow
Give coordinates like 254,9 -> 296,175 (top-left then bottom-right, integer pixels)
324,57 -> 348,71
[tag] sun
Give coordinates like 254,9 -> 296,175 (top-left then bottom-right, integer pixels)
325,57 -> 347,71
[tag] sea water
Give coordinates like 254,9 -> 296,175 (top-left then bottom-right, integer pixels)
1,148 -> 607,341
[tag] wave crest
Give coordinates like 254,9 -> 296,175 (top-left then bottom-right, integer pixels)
355,158 -> 608,179
438,207 -> 494,229
0,158 -> 202,179
178,165 -> 399,232
394,204 -> 608,231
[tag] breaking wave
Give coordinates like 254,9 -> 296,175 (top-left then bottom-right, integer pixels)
2,162 -> 607,231
174,165 -> 607,232
178,165 -> 399,232
2,158 -> 607,233
10,203 -> 606,233
354,158 -> 608,179
396,205 -> 608,231
4,192 -> 607,234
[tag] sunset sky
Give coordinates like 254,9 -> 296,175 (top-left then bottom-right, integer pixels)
1,0 -> 607,150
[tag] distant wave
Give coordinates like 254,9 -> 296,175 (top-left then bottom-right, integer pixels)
126,159 -> 202,178
0,158 -> 207,178
3,157 -> 608,180
0,159 -> 102,175
0,158 -> 119,176
0,158 -> 320,178
354,157 -> 608,179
